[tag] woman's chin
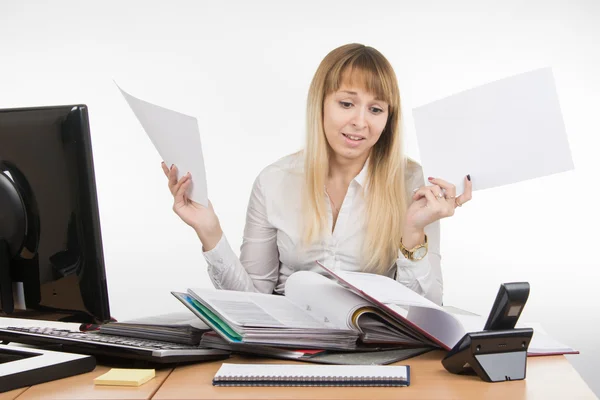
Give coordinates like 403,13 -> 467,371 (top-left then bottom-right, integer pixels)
332,147 -> 369,161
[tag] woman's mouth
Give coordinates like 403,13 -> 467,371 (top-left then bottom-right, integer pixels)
342,133 -> 365,142
342,133 -> 365,147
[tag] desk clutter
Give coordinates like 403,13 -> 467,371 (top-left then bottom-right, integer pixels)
171,268 -> 577,383
172,266 -> 576,360
0,102 -> 580,394
0,266 -> 578,393
0,253 -> 578,390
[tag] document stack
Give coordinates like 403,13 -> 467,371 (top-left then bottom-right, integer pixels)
172,288 -> 359,351
173,263 -> 577,356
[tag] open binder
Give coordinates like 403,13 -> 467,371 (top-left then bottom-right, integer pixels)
313,264 -> 577,355
172,263 -> 576,355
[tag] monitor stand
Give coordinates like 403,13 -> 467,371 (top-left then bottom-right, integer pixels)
0,344 -> 96,393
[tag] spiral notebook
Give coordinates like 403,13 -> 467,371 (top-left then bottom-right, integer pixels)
212,363 -> 410,387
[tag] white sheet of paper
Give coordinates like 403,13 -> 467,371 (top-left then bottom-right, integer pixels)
116,82 -> 208,206
412,68 -> 574,193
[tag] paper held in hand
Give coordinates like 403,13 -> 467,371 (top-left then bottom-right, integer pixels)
412,67 -> 574,194
115,82 -> 209,206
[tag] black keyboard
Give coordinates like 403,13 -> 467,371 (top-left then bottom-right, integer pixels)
0,326 -> 229,364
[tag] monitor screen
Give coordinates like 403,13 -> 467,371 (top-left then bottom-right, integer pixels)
0,105 -> 111,324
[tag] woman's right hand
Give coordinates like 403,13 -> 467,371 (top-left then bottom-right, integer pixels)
161,162 -> 222,250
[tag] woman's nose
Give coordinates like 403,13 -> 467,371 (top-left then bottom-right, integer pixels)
351,108 -> 367,129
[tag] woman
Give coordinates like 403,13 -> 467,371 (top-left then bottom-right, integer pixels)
162,43 -> 472,305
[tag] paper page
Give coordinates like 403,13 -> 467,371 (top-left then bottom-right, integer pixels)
446,312 -> 485,333
318,264 -> 466,349
528,331 -> 577,355
201,332 -> 315,358
325,268 -> 442,310
188,288 -> 328,330
397,305 -> 467,349
412,67 -> 574,193
285,271 -> 372,330
356,310 -> 425,344
116,82 -> 208,206
518,322 -> 577,355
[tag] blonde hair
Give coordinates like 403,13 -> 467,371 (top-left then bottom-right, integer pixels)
302,43 -> 408,275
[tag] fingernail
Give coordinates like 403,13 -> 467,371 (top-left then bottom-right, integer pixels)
467,174 -> 471,181
428,177 -> 434,181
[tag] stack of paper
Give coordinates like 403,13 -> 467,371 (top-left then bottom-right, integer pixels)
172,289 -> 359,350
98,312 -> 211,345
200,331 -> 432,365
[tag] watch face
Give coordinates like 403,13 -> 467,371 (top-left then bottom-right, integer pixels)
413,246 -> 427,261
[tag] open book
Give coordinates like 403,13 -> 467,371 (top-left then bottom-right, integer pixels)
173,264 -> 577,356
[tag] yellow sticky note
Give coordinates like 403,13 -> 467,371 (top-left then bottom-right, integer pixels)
93,368 -> 155,387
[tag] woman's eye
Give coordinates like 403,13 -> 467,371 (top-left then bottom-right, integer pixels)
339,101 -> 353,108
370,107 -> 384,114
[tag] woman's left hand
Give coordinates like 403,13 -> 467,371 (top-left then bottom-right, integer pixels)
402,175 -> 473,248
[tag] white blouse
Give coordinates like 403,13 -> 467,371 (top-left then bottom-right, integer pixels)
203,153 -> 443,305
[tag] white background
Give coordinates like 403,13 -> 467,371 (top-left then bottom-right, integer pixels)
1,0 -> 599,395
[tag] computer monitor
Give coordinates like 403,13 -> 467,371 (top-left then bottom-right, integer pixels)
0,105 -> 111,324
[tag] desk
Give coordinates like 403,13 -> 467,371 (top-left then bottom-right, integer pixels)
8,365 -> 172,400
0,388 -> 27,400
2,351 -> 596,399
153,351 -> 597,400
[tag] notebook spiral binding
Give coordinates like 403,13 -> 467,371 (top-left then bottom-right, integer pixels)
212,363 -> 411,387
217,375 -> 406,381
213,374 -> 410,387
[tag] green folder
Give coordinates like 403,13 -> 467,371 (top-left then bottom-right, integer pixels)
184,295 -> 242,342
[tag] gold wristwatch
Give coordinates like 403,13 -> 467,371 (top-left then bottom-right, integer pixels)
400,235 -> 428,261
